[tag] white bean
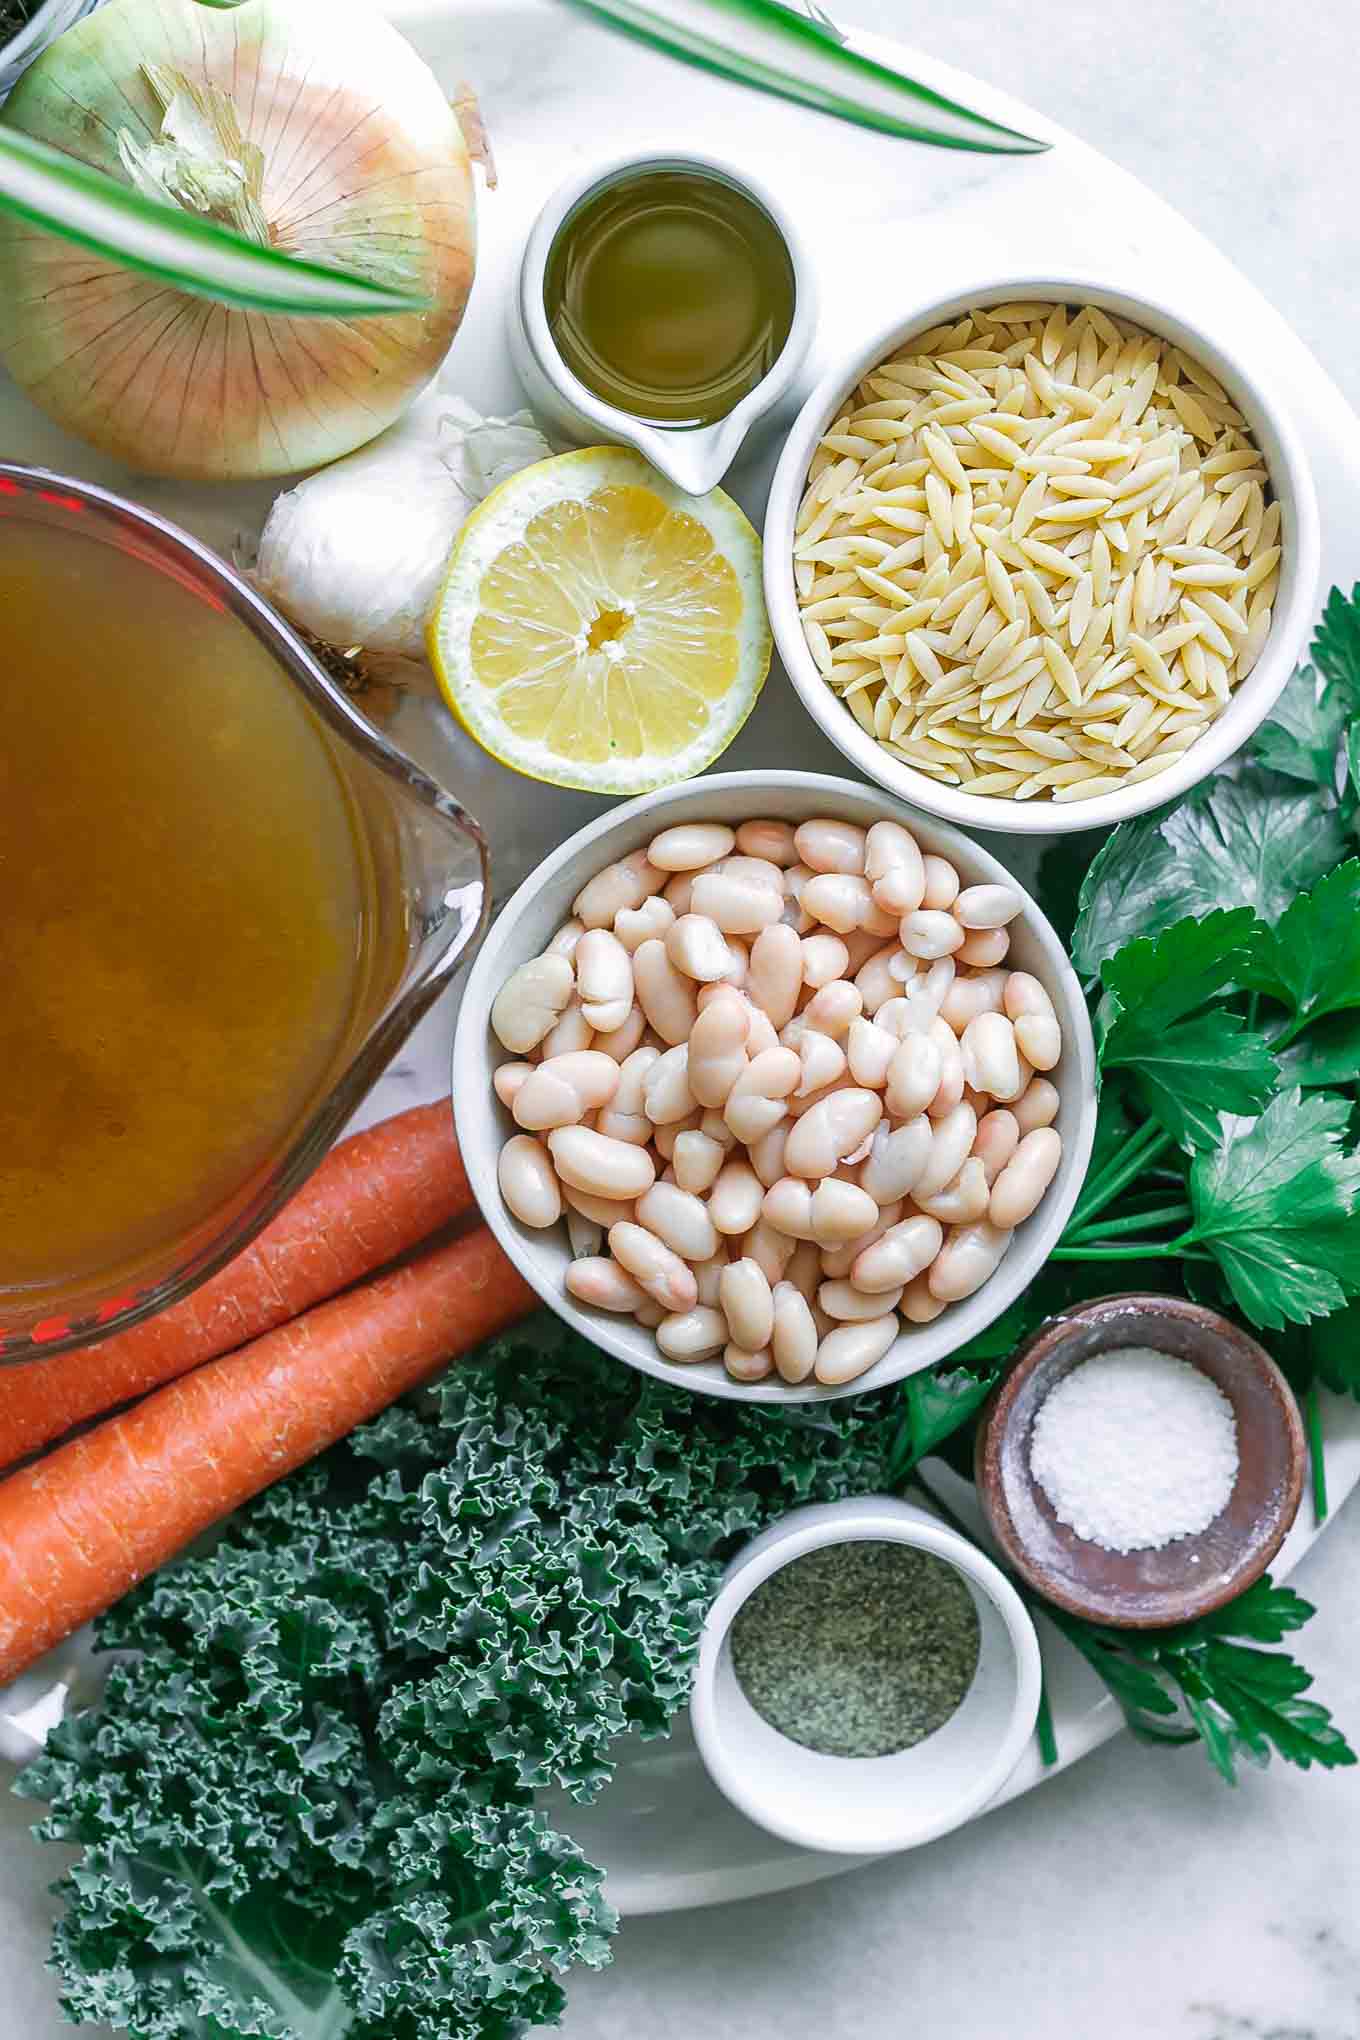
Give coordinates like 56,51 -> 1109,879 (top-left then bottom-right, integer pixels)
498,1135 -> 561,1228
815,1315 -> 897,1385
574,847 -> 667,928
493,1062 -> 534,1109
819,1200 -> 901,1277
914,1156 -> 991,1225
566,1208 -> 603,1259
939,974 -> 1006,1035
819,1277 -> 903,1321
566,1257 -> 650,1313
643,1044 -> 697,1124
761,1176 -> 817,1240
784,1088 -> 883,1179
562,1183 -> 637,1227
547,1125 -> 656,1200
592,1004 -> 647,1061
1014,1077 -> 1060,1133
802,873 -> 889,937
665,913 -> 739,983
614,895 -> 675,952
540,996 -> 594,1060
846,1015 -> 897,1089
990,1127 -> 1063,1227
885,1034 -> 942,1119
795,818 -> 866,876
973,1108 -> 1021,1185
900,909 -> 966,961
491,952 -> 574,1055
673,1128 -> 726,1195
514,1051 -> 619,1131
724,1047 -> 801,1143
609,1220 -> 698,1312
648,822 -> 736,871
784,1240 -> 823,1302
699,1107 -> 737,1148
708,1159 -> 764,1235
737,819 -> 799,867
748,923 -> 803,1029
546,917 -> 585,961
743,1219 -> 797,1285
663,871 -> 695,916
851,1214 -> 942,1293
915,1101 -> 977,1198
749,1121 -> 790,1189
771,1282 -> 819,1382
921,853 -> 960,911
720,936 -> 750,990
693,1254 -> 727,1307
901,1272 -> 947,1322
854,943 -> 904,1016
575,929 -> 634,1033
1004,972 -> 1062,1072
926,1016 -> 966,1118
653,1111 -> 700,1161
957,926 -> 1010,969
928,1219 -> 1014,1302
687,996 -> 750,1107
864,820 -> 925,916
960,1011 -> 1023,1102
801,932 -> 851,989
637,1180 -> 718,1262
796,1030 -> 847,1098
859,1116 -> 932,1202
720,1258 -> 775,1350
725,1343 -> 773,1382
655,1307 -> 728,1361
810,1178 -> 878,1246
690,871 -> 783,934
802,980 -> 862,1037
632,938 -> 699,1045
715,855 -> 784,895
954,883 -> 1023,930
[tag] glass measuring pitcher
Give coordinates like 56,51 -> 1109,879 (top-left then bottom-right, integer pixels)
0,463 -> 488,1363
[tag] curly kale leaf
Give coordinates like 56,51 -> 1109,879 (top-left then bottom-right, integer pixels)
21,1322 -> 905,2040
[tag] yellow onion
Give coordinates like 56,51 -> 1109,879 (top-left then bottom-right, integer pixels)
0,0 -> 477,479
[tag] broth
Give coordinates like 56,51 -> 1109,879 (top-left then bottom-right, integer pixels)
0,516 -> 381,1299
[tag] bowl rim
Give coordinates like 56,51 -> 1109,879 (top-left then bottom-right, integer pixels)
973,1292 -> 1307,1626
451,767 -> 1098,1403
689,1495 -> 1042,1855
763,269 -> 1322,837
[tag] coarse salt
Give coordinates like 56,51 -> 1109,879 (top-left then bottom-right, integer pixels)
1029,1346 -> 1238,1553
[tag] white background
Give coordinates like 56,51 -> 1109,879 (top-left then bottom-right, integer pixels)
3,2 -> 1360,2036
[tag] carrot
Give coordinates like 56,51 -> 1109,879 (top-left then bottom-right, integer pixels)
0,1227 -> 536,1685
0,1101 -> 472,1472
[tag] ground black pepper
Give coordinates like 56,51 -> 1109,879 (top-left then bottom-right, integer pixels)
729,1540 -> 980,1758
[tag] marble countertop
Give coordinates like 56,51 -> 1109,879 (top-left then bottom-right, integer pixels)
4,2 -> 1360,2036
557,4 -> 1360,2038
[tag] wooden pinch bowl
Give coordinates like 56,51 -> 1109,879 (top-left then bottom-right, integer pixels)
974,1295 -> 1305,1629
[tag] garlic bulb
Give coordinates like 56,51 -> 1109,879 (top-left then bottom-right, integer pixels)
0,0 -> 477,479
251,392 -> 553,660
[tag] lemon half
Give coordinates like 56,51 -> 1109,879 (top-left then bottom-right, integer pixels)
429,447 -> 771,793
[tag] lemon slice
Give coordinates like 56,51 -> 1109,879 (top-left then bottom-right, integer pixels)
429,447 -> 771,793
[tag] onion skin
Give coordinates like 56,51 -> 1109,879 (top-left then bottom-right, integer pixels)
0,0 -> 476,480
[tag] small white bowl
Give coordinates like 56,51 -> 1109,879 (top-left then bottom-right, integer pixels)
452,770 -> 1097,1403
764,273 -> 1320,836
690,1497 -> 1042,1855
510,148 -> 817,497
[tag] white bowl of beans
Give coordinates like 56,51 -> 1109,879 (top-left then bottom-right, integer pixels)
452,771 -> 1097,1401
764,276 -> 1319,835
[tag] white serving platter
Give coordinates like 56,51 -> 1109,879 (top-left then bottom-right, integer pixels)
3,0 -> 1360,1987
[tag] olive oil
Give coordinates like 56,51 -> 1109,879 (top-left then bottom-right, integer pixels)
544,167 -> 795,428
0,516 -> 386,1302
